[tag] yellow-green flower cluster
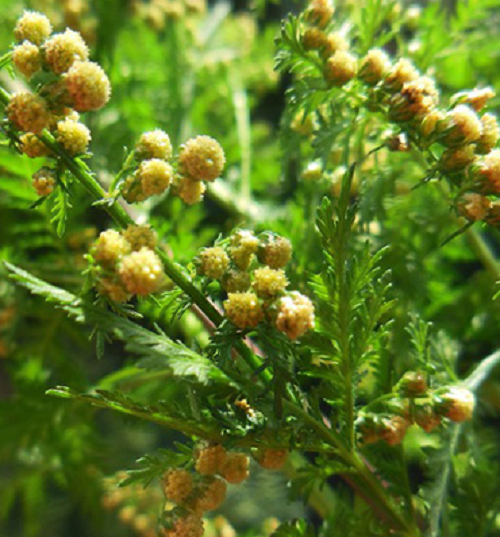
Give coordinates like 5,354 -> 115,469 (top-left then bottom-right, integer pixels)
90,225 -> 164,302
195,231 -> 314,339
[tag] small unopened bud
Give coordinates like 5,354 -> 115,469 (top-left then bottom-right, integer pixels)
414,404 -> 441,433
178,135 -> 225,182
197,246 -> 229,280
380,416 -> 408,446
452,88 -> 495,112
254,448 -> 289,470
436,387 -> 475,422
358,49 -> 391,85
399,371 -> 427,397
224,292 -> 264,329
456,193 -> 491,222
302,27 -> 327,51
257,234 -> 292,269
324,51 -> 357,86
304,0 -> 334,29
275,292 -> 315,340
13,41 -> 42,78
438,105 -> 483,146
14,11 -> 52,45
32,167 -> 56,196
439,145 -> 476,173
477,113 -> 499,154
135,129 -> 173,161
471,149 -> 500,194
221,453 -> 250,484
384,58 -> 419,92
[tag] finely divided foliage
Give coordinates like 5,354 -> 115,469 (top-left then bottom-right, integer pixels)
1,2 -> 500,537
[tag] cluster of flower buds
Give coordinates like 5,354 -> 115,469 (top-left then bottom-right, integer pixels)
296,0 -> 500,228
102,471 -> 161,537
6,11 -> 110,197
121,131 -> 225,205
195,230 -> 315,340
357,379 -> 475,447
132,0 -> 206,32
89,225 -> 166,302
160,443 -> 249,537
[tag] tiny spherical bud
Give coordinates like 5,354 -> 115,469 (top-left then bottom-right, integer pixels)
197,247 -> 229,280
65,60 -> 111,112
175,175 -> 206,205
44,29 -> 89,74
276,292 -> 315,340
399,371 -> 427,397
162,513 -> 204,537
291,109 -> 317,136
123,225 -> 157,251
13,41 -> 42,78
302,161 -> 323,181
137,159 -> 173,197
229,230 -> 259,270
254,448 -> 289,470
380,416 -> 408,446
224,292 -> 264,329
234,399 -> 256,419
221,453 -> 250,484
302,28 -> 327,51
14,11 -> 52,45
358,49 -> 391,85
437,387 -> 475,422
56,119 -> 91,155
96,277 -> 131,303
7,92 -> 51,134
195,476 -> 227,512
20,133 -> 50,158
136,130 -> 173,161
419,109 -> 445,138
93,229 -> 131,266
194,443 -> 227,476
121,174 -> 148,203
389,76 -> 438,122
118,248 -> 165,296
471,149 -> 500,194
477,113 -> 499,154
304,0 -> 334,29
438,105 -> 483,146
32,167 -> 56,196
405,5 -> 421,29
452,88 -> 496,112
221,269 -> 251,293
252,267 -> 288,298
457,193 -> 491,221
414,405 -> 441,433
321,32 -> 349,59
118,505 -> 137,524
324,51 -> 357,87
178,135 -> 225,182
258,234 -> 292,269
384,58 -> 419,92
439,145 -> 476,173
162,469 -> 194,504
356,415 -> 380,445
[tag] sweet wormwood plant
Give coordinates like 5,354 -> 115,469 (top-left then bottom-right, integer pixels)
2,2 -> 500,537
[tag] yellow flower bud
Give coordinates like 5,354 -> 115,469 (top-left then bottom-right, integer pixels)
13,41 -> 42,78
14,11 -> 52,45
44,29 -> 89,74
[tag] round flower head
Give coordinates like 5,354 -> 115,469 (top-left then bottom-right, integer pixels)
65,61 -> 111,112
437,387 -> 475,422
221,453 -> 250,484
93,229 -> 131,266
194,443 -> 227,476
56,119 -> 91,155
123,225 -> 157,251
358,49 -> 391,86
195,476 -> 227,512
32,167 -> 56,196
380,416 -> 408,446
20,133 -> 50,158
136,159 -> 173,197
118,248 -> 165,296
229,230 -> 259,270
321,32 -> 349,59
162,469 -> 193,505
419,108 -> 445,138
178,135 -> 225,182
252,267 -> 288,298
254,448 -> 289,470
44,29 -> 89,74
302,27 -> 327,51
472,149 -> 500,194
121,174 -> 149,203
398,371 -> 427,397
197,246 -> 229,280
439,145 -> 475,173
477,113 -> 499,154
414,404 -> 441,433
96,277 -> 131,303
384,58 -> 419,92
304,0 -> 334,29
257,234 -> 292,269
161,513 -> 204,537
13,41 -> 42,79
175,175 -> 206,205
135,129 -> 173,161
221,268 -> 251,293
457,193 -> 490,222
438,105 -> 482,146
14,11 -> 52,45
302,161 -> 323,181
324,51 -> 357,87
7,92 -> 50,134
452,87 -> 495,112
224,292 -> 264,329
275,292 -> 315,340
389,76 -> 438,122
